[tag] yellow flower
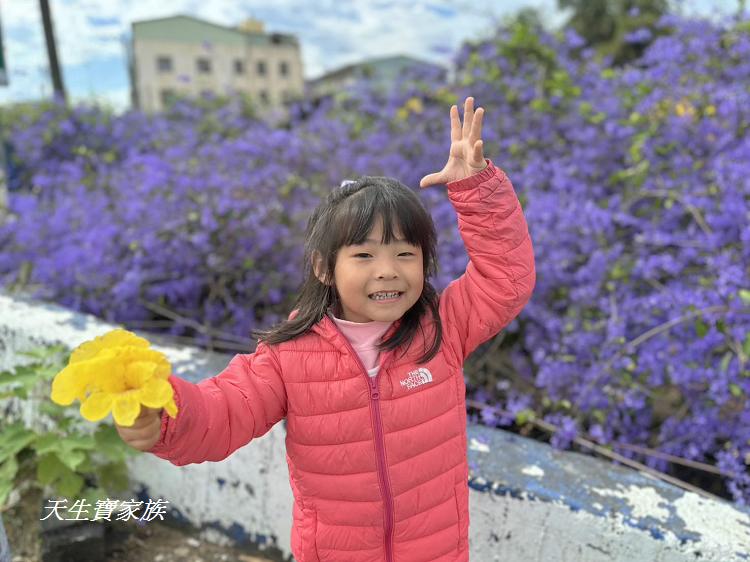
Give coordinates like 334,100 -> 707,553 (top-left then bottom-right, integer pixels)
396,97 -> 424,121
51,329 -> 178,426
675,101 -> 695,118
405,97 -> 423,114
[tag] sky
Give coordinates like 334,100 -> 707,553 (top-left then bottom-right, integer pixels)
0,0 -> 744,112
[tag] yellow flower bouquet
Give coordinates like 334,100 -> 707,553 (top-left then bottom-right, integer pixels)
51,329 -> 178,426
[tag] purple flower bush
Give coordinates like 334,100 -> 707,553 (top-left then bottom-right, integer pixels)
1,13 -> 749,502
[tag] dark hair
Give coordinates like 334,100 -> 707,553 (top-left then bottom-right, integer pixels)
253,176 -> 442,363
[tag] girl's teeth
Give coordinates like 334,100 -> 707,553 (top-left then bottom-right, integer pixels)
371,292 -> 400,300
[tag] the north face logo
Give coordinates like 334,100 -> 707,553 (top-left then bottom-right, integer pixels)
400,367 -> 433,389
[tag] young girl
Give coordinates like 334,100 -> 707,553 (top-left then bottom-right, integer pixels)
116,97 -> 535,562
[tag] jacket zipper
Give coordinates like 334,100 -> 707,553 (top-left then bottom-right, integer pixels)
331,324 -> 395,562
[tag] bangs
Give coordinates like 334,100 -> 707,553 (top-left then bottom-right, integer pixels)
332,179 -> 431,249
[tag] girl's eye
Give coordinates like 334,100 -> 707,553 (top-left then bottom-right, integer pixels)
352,251 -> 416,257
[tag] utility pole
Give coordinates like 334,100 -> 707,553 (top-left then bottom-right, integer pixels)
0,4 -> 7,86
39,0 -> 66,102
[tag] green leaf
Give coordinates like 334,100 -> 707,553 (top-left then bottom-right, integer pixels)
33,433 -> 95,472
57,470 -> 85,498
98,461 -> 131,493
530,98 -> 552,112
0,423 -> 37,463
0,477 -> 14,508
730,384 -> 743,398
0,364 -> 44,390
739,289 -> 750,305
17,344 -> 66,360
40,454 -> 86,498
695,317 -> 709,338
57,448 -> 87,472
743,333 -> 750,357
39,401 -> 69,418
37,453 -> 67,486
0,456 -> 19,507
516,408 -> 536,425
94,425 -> 133,463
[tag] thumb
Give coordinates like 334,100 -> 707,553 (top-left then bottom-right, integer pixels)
419,172 -> 444,189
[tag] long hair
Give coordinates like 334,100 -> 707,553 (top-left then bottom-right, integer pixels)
253,176 -> 442,363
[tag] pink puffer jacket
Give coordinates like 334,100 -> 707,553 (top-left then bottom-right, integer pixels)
149,160 -> 535,562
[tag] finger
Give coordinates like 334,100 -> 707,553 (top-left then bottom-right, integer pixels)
469,107 -> 484,146
420,171 -> 445,188
472,140 -> 484,165
127,439 -> 157,452
462,97 -> 474,138
449,105 -> 461,143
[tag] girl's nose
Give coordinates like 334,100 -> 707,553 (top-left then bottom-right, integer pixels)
378,269 -> 398,279
376,261 -> 398,279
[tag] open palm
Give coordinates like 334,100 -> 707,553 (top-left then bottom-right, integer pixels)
420,97 -> 487,188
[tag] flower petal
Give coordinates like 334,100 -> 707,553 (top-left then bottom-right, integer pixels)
112,393 -> 141,427
70,329 -> 149,364
138,378 -> 174,408
164,398 -> 178,418
80,392 -> 113,422
51,364 -> 90,405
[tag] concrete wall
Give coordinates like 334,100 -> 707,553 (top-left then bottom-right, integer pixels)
0,515 -> 9,562
2,290 -> 750,561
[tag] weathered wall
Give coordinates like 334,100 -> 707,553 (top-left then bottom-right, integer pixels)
2,290 -> 749,561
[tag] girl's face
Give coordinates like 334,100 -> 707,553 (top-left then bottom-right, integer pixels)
332,216 -> 424,323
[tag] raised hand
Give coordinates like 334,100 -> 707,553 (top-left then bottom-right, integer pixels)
419,96 -> 487,188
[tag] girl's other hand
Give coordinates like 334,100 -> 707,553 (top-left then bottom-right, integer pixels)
115,406 -> 163,452
419,96 -> 487,188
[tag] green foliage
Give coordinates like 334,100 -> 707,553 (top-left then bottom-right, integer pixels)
558,0 -> 671,65
0,345 -> 135,515
0,101 -> 59,139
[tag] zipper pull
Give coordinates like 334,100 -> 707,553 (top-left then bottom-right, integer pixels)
369,377 -> 380,400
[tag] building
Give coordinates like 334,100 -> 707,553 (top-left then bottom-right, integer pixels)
128,15 -> 304,112
307,55 -> 447,99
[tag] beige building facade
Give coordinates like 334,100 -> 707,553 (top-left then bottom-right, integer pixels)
129,15 -> 304,112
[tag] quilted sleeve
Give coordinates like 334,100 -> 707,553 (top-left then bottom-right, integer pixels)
438,159 -> 536,363
147,342 -> 287,466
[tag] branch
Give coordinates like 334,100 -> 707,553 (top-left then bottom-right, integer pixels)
467,399 -> 727,501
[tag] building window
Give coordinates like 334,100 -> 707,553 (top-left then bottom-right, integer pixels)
160,88 -> 177,107
157,56 -> 172,73
279,61 -> 289,77
259,90 -> 269,104
197,58 -> 212,74
234,60 -> 245,75
256,61 -> 266,76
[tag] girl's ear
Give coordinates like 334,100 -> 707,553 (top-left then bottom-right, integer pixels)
312,251 -> 332,285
